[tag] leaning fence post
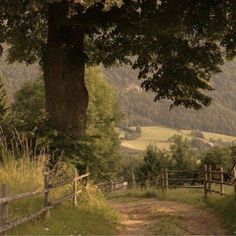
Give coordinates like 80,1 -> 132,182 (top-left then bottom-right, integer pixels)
132,169 -> 136,189
44,172 -> 50,218
86,166 -> 90,186
146,171 -> 150,188
220,166 -> 224,196
1,183 -> 8,227
161,170 -> 164,192
165,168 -> 169,190
204,164 -> 208,199
73,169 -> 78,207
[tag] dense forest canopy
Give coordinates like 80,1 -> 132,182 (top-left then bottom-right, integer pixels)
0,0 -> 235,137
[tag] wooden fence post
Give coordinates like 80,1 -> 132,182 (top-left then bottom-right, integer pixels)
86,166 -> 90,184
1,183 -> 8,227
233,166 -> 236,195
110,180 -> 114,192
165,168 -> 169,190
204,164 -> 208,199
161,170 -> 164,192
155,174 -> 159,188
208,165 -> 212,194
44,172 -> 50,218
146,171 -> 150,188
73,169 -> 78,207
132,169 -> 136,189
220,166 -> 224,196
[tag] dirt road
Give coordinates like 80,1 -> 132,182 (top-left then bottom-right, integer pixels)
112,198 -> 227,235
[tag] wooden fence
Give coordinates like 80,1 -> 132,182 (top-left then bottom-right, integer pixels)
160,165 -> 236,198
1,163 -> 235,233
97,180 -> 128,192
0,169 -> 90,234
131,164 -> 236,199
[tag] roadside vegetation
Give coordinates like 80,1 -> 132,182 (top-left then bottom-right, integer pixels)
9,188 -> 119,235
0,70 -> 121,234
0,133 -> 119,235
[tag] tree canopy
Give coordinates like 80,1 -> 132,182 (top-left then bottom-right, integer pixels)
0,0 -> 235,134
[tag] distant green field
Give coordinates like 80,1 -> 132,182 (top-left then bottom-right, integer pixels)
121,125 -> 236,151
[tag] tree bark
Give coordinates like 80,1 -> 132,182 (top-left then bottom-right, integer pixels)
44,1 -> 88,137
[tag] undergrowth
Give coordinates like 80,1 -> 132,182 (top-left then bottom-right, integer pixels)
0,133 -> 119,235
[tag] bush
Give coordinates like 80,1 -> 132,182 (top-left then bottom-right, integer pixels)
201,146 -> 232,171
169,135 -> 198,170
191,138 -> 207,152
190,130 -> 205,139
138,144 -> 171,185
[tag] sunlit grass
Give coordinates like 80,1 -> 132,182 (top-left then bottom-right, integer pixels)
0,131 -> 47,193
121,125 -> 236,151
0,132 -> 119,235
154,215 -> 186,235
9,186 -> 119,235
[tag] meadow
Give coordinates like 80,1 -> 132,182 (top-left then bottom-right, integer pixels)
121,125 -> 236,151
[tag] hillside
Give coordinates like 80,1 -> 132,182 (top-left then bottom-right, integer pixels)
1,52 -> 236,136
120,125 -> 236,151
103,60 -> 236,136
0,53 -> 40,101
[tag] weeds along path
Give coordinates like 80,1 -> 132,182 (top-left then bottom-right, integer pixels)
111,198 -> 227,235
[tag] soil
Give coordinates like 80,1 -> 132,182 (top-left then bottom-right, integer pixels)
112,198 -> 227,235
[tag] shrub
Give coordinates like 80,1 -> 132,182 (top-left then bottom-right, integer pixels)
190,130 -> 205,139
201,146 -> 232,171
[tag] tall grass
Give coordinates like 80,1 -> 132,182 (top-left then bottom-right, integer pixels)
0,131 -> 47,193
9,186 -> 119,235
0,131 -> 119,235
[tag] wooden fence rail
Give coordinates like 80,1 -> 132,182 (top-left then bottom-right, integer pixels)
97,181 -> 128,192
158,165 -> 235,198
131,164 -> 236,199
0,169 -> 90,234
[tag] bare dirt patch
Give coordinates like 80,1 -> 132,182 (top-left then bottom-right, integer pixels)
112,198 -> 227,235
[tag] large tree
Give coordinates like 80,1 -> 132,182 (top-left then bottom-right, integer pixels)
0,0 -> 235,136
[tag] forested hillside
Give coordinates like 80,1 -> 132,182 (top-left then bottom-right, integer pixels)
1,54 -> 236,136
103,60 -> 236,136
0,53 -> 40,101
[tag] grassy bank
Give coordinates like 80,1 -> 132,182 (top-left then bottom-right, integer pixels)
109,188 -> 236,234
9,186 -> 119,235
0,134 -> 119,235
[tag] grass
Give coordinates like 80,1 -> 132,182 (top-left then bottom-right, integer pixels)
154,215 -> 186,235
121,125 -> 236,151
109,187 -> 236,234
0,133 -> 119,235
9,186 -> 119,235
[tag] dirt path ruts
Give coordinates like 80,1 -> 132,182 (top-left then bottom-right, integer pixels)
112,198 -> 227,235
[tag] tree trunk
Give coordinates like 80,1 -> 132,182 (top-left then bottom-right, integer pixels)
43,1 -> 88,137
